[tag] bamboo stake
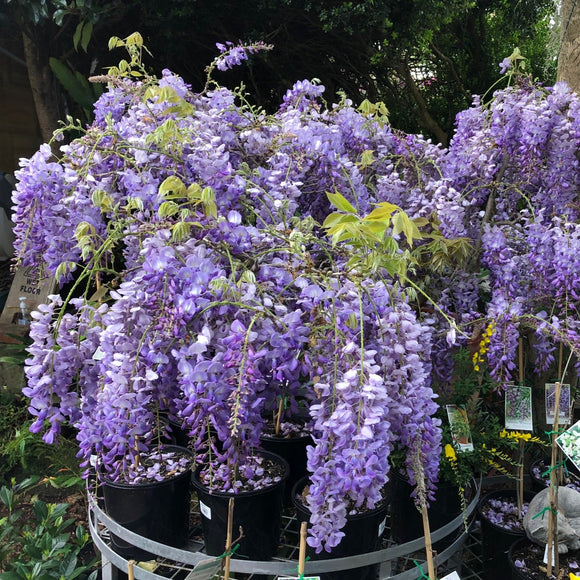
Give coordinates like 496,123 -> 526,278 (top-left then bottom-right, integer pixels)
223,498 -> 235,580
556,342 -> 565,486
517,439 -> 525,516
298,521 -> 308,576
547,381 -> 561,577
421,503 -> 437,580
134,437 -> 140,469
127,560 -> 135,580
517,338 -> 525,513
275,396 -> 285,436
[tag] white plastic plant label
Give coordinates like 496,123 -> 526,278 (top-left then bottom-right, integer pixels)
378,516 -> 386,537
505,384 -> 533,431
199,500 -> 212,520
184,558 -> 222,580
440,572 -> 462,580
543,543 -> 556,566
557,420 -> 580,473
545,382 -> 571,425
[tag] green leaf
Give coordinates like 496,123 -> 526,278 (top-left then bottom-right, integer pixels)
171,221 -> 192,242
53,9 -> 66,26
391,211 -> 421,246
49,58 -> 95,111
0,486 -> 13,509
326,191 -> 357,214
158,201 -> 180,218
365,202 -> 398,221
108,36 -> 123,51
321,212 -> 345,228
33,500 -> 48,523
81,21 -> 93,52
60,554 -> 79,579
159,176 -> 186,198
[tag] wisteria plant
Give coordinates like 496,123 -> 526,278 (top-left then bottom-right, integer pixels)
12,36 -> 580,556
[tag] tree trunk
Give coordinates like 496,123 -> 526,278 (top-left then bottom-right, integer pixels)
558,0 -> 580,92
21,30 -> 61,147
398,60 -> 448,146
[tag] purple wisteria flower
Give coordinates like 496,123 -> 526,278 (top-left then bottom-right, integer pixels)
214,40 -> 273,71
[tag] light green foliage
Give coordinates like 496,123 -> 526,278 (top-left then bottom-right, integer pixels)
323,190 -> 471,279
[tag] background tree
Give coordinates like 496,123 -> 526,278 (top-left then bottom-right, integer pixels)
558,0 -> 580,91
1,0 -> 557,147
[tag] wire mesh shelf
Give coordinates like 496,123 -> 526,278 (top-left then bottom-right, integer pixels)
89,481 -> 485,580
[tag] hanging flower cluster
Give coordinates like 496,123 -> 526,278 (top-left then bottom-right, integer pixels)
12,35 -> 580,552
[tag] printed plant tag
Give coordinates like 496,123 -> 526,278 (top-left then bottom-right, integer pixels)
184,558 -> 222,580
440,572 -> 462,580
199,500 -> 212,520
505,384 -> 533,431
446,404 -> 474,452
557,420 -> 580,474
545,383 -> 571,425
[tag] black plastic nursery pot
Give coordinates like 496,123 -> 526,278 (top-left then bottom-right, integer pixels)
259,431 -> 312,506
292,476 -> 389,580
529,457 -> 550,493
102,445 -> 193,560
507,536 -> 577,580
508,537 -> 534,580
389,469 -> 463,551
191,450 -> 289,561
477,489 -> 536,580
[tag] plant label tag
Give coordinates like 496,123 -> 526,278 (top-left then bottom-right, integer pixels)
556,420 -> 580,474
199,500 -> 212,520
378,516 -> 386,537
440,572 -> 461,580
446,404 -> 474,452
543,543 -> 556,566
184,558 -> 222,580
504,384 -> 533,431
545,382 -> 571,425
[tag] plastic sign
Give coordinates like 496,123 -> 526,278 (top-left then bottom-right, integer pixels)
440,572 -> 462,580
184,558 -> 222,580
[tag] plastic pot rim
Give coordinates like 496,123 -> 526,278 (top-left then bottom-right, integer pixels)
191,449 -> 290,499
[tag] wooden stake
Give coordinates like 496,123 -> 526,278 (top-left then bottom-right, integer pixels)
275,396 -> 284,436
134,437 -> 140,469
223,498 -> 235,580
127,560 -> 135,580
421,502 -> 437,580
517,337 -> 525,514
519,337 -> 524,384
298,520 -> 308,576
547,381 -> 561,577
517,439 -> 524,516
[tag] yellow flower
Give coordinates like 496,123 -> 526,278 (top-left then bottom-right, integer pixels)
445,444 -> 457,462
499,429 -> 531,441
569,573 -> 580,580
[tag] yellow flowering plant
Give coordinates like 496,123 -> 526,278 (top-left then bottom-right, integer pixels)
434,348 -> 540,492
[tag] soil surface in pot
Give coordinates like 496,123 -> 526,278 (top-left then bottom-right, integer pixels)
511,541 -> 580,579
198,452 -> 287,492
531,458 -> 580,492
261,420 -> 311,438
479,494 -> 529,532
